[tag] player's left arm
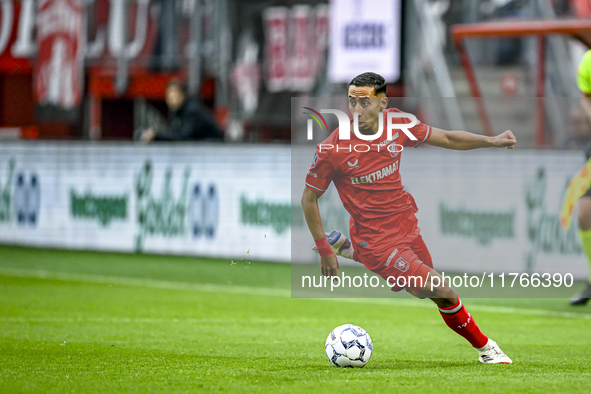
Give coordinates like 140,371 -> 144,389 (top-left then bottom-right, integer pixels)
426,128 -> 516,150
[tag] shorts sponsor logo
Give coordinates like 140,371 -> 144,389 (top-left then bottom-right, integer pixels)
384,248 -> 398,267
394,256 -> 410,272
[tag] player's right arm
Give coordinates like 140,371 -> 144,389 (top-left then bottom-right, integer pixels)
301,187 -> 340,277
302,146 -> 340,277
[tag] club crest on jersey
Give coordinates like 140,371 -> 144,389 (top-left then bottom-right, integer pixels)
393,256 -> 410,272
347,159 -> 359,169
389,143 -> 400,158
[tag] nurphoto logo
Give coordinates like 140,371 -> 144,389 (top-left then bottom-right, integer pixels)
302,107 -> 418,154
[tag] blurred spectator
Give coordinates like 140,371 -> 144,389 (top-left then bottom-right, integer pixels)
138,80 -> 223,142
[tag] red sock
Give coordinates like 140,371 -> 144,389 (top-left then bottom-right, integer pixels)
439,299 -> 488,348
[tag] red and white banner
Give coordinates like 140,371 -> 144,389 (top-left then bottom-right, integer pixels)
34,0 -> 84,109
0,0 -> 160,72
262,4 -> 329,92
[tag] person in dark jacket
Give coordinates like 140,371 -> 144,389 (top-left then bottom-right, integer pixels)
140,80 -> 223,142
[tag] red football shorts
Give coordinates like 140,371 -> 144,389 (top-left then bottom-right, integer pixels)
354,236 -> 433,292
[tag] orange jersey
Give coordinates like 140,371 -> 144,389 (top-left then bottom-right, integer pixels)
305,108 -> 431,242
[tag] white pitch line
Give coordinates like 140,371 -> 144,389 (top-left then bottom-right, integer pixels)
0,316 -> 313,324
0,267 -> 590,321
0,267 -> 289,297
326,297 -> 591,320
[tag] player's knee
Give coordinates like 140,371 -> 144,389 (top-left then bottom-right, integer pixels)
422,271 -> 457,299
425,273 -> 456,298
431,283 -> 457,300
405,286 -> 425,299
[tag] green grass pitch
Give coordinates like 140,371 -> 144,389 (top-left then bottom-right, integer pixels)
1,245 -> 591,393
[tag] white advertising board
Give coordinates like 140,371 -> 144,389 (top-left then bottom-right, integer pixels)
328,0 -> 402,83
1,142 -> 589,281
0,143 -> 291,262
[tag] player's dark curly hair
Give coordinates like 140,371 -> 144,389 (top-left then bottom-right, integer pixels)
349,72 -> 387,96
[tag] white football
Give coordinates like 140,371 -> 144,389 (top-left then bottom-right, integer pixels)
325,324 -> 373,367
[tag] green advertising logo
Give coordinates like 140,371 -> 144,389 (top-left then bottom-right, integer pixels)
240,195 -> 290,234
439,202 -> 515,245
0,159 -> 15,223
135,160 -> 191,250
70,190 -> 127,226
525,167 -> 581,270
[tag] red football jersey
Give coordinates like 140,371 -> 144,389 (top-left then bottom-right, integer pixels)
305,108 -> 432,240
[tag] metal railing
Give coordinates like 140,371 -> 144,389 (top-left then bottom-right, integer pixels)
404,0 -> 466,131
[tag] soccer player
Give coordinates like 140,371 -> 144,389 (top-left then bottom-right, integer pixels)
570,49 -> 591,305
301,72 -> 516,364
